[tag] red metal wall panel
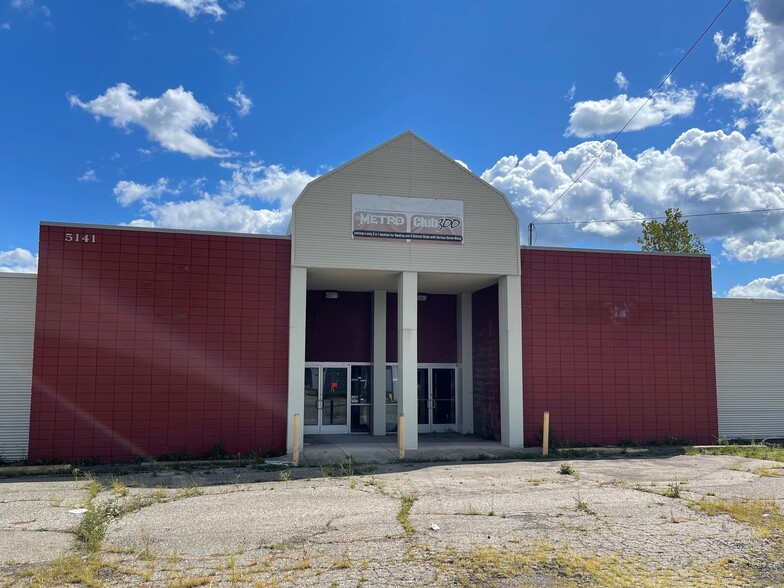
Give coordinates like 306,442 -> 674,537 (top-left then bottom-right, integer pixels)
521,249 -> 718,446
386,293 -> 458,364
306,291 -> 372,362
28,225 -> 291,462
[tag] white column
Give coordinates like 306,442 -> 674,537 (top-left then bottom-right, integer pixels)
499,275 -> 524,447
458,293 -> 474,434
397,271 -> 418,450
286,266 -> 307,453
372,290 -> 387,436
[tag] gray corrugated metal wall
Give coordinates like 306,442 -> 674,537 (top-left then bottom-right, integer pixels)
0,273 -> 36,460
714,298 -> 784,440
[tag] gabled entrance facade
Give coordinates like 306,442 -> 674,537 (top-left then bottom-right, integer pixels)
287,130 -> 524,451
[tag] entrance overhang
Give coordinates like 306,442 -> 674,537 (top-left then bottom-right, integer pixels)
306,267 -> 501,295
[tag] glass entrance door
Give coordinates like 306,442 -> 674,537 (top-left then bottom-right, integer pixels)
303,365 -> 349,434
418,366 -> 457,433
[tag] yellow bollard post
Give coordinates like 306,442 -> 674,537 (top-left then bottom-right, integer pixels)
543,411 -> 550,456
293,413 -> 300,466
399,414 -> 405,459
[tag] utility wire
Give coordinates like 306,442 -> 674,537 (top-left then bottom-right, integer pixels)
531,0 -> 735,226
536,206 -> 784,226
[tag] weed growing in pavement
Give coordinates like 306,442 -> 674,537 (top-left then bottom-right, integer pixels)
75,503 -> 111,552
461,505 -> 482,516
662,482 -> 682,499
290,550 -> 312,570
166,575 -> 212,587
574,494 -> 596,516
558,463 -> 575,476
398,494 -> 417,534
174,486 -> 204,499
84,476 -> 103,501
332,552 -> 353,569
112,479 -> 129,497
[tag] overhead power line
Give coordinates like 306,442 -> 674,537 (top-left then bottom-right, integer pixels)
536,206 -> 784,227
529,0 -> 735,239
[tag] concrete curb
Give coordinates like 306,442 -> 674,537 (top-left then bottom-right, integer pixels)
0,464 -> 72,476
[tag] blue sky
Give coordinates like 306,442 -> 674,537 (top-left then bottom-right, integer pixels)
1,0 -> 783,298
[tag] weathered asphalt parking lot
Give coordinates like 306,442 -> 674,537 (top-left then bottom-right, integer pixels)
1,451 -> 783,587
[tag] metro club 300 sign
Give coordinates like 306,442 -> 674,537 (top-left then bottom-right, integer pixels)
351,194 -> 464,244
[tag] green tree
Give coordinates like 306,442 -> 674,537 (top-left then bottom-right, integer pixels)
637,208 -> 706,254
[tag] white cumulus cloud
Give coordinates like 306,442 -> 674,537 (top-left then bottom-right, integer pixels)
138,0 -> 225,19
614,71 -> 629,91
481,128 -> 784,250
114,178 -> 172,206
566,88 -> 697,138
723,237 -> 784,262
69,83 -> 226,158
228,84 -> 252,117
717,0 -> 784,151
128,162 -> 316,234
727,274 -> 784,299
131,196 -> 291,234
0,248 -> 38,273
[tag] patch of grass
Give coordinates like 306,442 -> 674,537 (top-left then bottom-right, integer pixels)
755,466 -> 784,477
558,462 -> 575,476
75,504 -> 111,552
439,541 -> 753,587
332,552 -> 353,569
85,476 -> 103,501
167,576 -> 212,588
290,554 -> 312,570
228,554 -> 245,585
661,482 -> 682,499
692,497 -> 784,539
461,505 -> 483,516
8,553 -> 104,587
398,494 -> 417,535
688,443 -> 784,463
174,486 -> 204,500
575,495 -> 596,516
112,479 -> 129,497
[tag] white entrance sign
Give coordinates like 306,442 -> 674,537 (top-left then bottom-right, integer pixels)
352,194 -> 464,243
